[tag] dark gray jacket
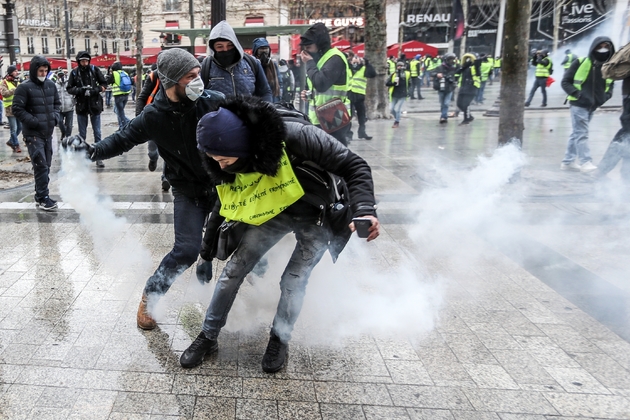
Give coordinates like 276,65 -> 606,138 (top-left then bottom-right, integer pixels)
12,55 -> 61,139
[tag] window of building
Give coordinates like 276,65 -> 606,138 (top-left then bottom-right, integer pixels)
56,37 -> 63,54
24,6 -> 33,20
70,38 -> 75,55
112,13 -> 117,30
53,7 -> 61,27
83,10 -> 89,28
41,37 -> 49,54
112,41 -> 118,53
124,39 -> 130,51
39,4 -> 47,21
101,39 -> 108,54
164,0 -> 180,12
244,16 -> 265,27
27,37 -> 35,54
85,38 -> 91,53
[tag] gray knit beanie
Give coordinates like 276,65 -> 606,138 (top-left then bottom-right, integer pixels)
157,49 -> 201,89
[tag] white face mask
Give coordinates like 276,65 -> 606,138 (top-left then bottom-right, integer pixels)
597,47 -> 610,53
37,76 -> 46,82
185,76 -> 205,101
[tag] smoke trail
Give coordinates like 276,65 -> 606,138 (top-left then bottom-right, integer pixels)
58,150 -> 152,284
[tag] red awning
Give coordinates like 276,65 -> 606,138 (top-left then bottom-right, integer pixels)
143,54 -> 159,65
90,54 -> 137,67
244,17 -> 264,26
331,39 -> 351,49
347,43 -> 365,57
387,41 -> 438,59
17,58 -> 78,71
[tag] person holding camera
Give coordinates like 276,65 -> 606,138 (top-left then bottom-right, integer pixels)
179,96 -> 379,373
431,53 -> 459,124
525,49 -> 552,107
66,51 -> 108,168
386,61 -> 410,128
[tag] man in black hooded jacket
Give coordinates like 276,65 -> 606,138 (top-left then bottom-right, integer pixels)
12,55 -> 61,211
179,96 -> 379,373
66,51 -> 108,167
63,48 -> 224,331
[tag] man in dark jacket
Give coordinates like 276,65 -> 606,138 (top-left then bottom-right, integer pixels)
455,53 -> 481,125
63,48 -> 224,330
300,22 -> 352,146
12,55 -> 61,211
561,36 -> 615,173
432,53 -> 459,123
525,49 -> 552,107
597,77 -> 630,180
179,96 -> 379,373
252,37 -> 282,103
66,51 -> 108,167
200,20 -> 272,101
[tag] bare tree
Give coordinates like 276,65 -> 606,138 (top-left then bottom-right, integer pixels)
498,0 -> 532,146
364,0 -> 388,119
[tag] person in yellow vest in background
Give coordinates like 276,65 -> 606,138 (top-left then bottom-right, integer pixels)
106,61 -> 131,131
0,66 -> 22,153
387,56 -> 397,75
525,49 -> 553,107
561,49 -> 577,72
493,56 -> 502,78
424,55 -> 441,87
455,53 -> 481,125
349,55 -> 377,139
409,54 -> 425,100
300,23 -> 352,146
560,37 -> 615,173
474,53 -> 493,104
386,61 -> 410,128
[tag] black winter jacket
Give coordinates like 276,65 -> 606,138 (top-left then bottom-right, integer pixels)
199,97 -> 377,261
12,55 -> 61,139
562,36 -> 615,111
66,51 -> 108,115
92,88 -> 224,198
431,63 -> 459,93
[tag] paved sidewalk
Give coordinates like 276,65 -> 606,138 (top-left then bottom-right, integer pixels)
0,103 -> 629,419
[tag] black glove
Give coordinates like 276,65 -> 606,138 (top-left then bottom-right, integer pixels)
196,257 -> 213,284
61,135 -> 95,157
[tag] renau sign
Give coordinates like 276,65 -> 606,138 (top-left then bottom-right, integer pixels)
406,13 -> 451,24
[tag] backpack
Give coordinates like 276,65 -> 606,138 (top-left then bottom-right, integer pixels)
602,42 -> 630,80
201,53 -> 260,88
118,70 -> 132,93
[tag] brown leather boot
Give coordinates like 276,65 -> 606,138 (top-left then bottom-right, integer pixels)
137,294 -> 157,330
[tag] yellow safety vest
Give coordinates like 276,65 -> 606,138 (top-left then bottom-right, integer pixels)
409,59 -> 420,77
480,61 -> 493,81
564,54 -> 574,69
2,80 -> 18,108
535,57 -> 552,78
112,70 -> 129,96
350,66 -> 367,96
567,57 -> 613,101
307,48 -> 351,125
387,59 -> 396,75
458,65 -> 480,89
389,71 -> 410,101
493,58 -> 501,68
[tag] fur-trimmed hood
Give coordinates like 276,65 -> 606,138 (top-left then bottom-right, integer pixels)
199,96 -> 286,184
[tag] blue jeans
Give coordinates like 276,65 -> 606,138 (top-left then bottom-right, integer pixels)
563,105 -> 593,165
390,96 -> 406,123
438,91 -> 453,119
58,111 -> 73,138
77,113 -> 102,144
114,94 -> 130,131
7,115 -> 21,147
475,81 -> 487,103
202,212 -> 328,343
144,191 -> 214,296
24,136 -> 53,202
105,90 -> 112,107
598,128 -> 630,181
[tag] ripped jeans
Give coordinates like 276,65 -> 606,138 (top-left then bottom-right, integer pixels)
202,212 -> 328,343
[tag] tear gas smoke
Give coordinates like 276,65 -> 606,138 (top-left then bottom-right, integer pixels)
58,150 -> 153,285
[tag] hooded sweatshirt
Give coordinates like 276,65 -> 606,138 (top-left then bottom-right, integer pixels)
562,36 -> 615,111
11,55 -> 61,139
202,21 -> 272,101
301,23 -> 348,94
66,51 -> 108,115
252,37 -> 282,100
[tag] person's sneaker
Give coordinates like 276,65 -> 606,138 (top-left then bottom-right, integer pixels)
15,146 -> 21,153
96,160 -> 105,168
391,121 -> 399,128
5,141 -> 16,152
261,333 -> 288,373
162,179 -> 171,192
580,161 -> 598,173
439,118 -> 448,124
358,132 -> 373,140
148,160 -> 157,172
137,294 -> 157,330
541,103 -> 547,107
560,161 -> 581,171
36,197 -> 58,211
180,332 -> 218,368
524,102 -> 530,107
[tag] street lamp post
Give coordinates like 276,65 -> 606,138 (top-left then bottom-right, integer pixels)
63,0 -> 72,69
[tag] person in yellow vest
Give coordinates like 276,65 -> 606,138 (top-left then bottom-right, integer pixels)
474,53 -> 493,104
409,54 -> 425,100
180,96 -> 380,373
561,37 -> 615,173
525,49 -> 553,107
455,53 -> 481,124
0,66 -> 22,153
493,56 -> 502,78
387,56 -> 397,75
561,49 -> 577,72
106,61 -> 131,131
386,61 -> 410,128
300,23 -> 352,145
349,55 -> 376,139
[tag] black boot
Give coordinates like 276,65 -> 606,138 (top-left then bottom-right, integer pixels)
358,131 -> 373,140
180,332 -> 218,368
261,332 -> 288,373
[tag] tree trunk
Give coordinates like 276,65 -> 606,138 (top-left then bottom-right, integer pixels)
364,0 -> 389,119
135,0 -> 144,94
498,0 -> 532,146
